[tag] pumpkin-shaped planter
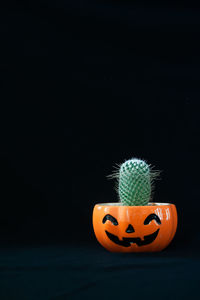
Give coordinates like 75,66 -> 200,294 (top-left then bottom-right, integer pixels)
92,158 -> 178,252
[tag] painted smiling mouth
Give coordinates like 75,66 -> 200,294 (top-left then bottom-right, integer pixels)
105,229 -> 160,247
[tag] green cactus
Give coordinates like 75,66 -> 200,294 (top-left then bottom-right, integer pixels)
108,158 -> 160,206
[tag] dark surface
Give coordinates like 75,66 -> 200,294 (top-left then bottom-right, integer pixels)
0,0 -> 200,299
0,242 -> 199,300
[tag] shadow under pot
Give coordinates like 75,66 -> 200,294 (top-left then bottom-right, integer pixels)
92,203 -> 178,252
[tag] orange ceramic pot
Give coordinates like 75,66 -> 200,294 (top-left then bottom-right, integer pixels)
92,203 -> 178,252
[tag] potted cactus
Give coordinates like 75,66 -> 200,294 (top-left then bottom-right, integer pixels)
92,158 -> 178,252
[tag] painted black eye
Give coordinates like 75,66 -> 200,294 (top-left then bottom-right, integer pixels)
144,214 -> 161,225
102,214 -> 118,226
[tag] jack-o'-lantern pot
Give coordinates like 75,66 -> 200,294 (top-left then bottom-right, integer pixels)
92,202 -> 177,252
92,157 -> 178,252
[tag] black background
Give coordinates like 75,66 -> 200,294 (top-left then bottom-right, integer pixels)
0,0 -> 200,299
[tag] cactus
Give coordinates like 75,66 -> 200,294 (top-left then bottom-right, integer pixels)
108,158 -> 160,206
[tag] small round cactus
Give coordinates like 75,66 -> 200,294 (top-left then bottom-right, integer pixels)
108,158 -> 160,206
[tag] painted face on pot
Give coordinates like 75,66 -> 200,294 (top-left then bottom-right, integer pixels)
102,213 -> 161,247
92,203 -> 177,252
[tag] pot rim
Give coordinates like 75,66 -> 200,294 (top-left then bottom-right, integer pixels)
95,202 -> 174,207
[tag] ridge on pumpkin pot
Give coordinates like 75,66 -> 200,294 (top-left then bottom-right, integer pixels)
92,158 -> 178,252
